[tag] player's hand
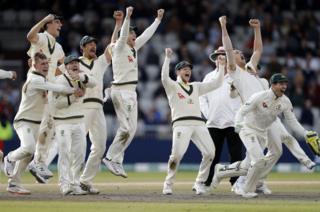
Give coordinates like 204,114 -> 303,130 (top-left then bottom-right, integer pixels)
219,16 -> 227,26
113,10 -> 124,23
234,122 -> 243,134
165,48 -> 173,58
10,71 -> 17,80
126,6 -> 134,17
217,55 -> 226,66
43,14 -> 55,23
305,131 -> 320,156
157,9 -> 165,20
74,88 -> 85,98
103,88 -> 111,102
249,19 -> 260,28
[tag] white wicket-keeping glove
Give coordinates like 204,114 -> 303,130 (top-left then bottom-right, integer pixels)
305,131 -> 320,156
103,88 -> 111,103
234,122 -> 243,134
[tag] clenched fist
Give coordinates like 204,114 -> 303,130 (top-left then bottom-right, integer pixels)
219,16 -> 227,26
157,9 -> 165,20
165,48 -> 173,58
249,19 -> 260,28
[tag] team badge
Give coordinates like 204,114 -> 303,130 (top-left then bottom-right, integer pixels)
187,99 -> 194,104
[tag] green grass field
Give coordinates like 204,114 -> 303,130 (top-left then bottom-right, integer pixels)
1,171 -> 320,212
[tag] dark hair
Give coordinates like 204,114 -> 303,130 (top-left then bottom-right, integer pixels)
34,52 -> 47,63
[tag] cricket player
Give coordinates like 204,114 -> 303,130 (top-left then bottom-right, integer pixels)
161,48 -> 224,195
3,52 -> 75,194
78,11 -> 123,194
0,69 -> 17,168
233,73 -> 319,198
26,14 -> 65,182
103,6 -> 164,178
53,55 -> 96,195
199,46 -> 243,188
212,16 -> 317,197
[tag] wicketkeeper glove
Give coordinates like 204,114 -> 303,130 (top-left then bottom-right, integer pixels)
305,131 -> 320,156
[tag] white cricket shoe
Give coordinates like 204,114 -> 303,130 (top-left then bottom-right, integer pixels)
29,162 -> 52,184
162,182 -> 173,195
80,182 -> 100,195
116,163 -> 128,178
60,184 -> 73,196
7,184 -> 31,195
236,186 -> 258,198
192,182 -> 209,195
255,182 -> 272,195
4,156 -> 15,177
303,160 -> 316,170
71,185 -> 88,195
102,158 -> 121,176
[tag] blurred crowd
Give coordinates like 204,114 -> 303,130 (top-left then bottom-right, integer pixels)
0,0 -> 320,138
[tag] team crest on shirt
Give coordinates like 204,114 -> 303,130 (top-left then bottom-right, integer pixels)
177,92 -> 185,99
127,56 -> 134,62
262,102 -> 268,108
187,99 -> 194,104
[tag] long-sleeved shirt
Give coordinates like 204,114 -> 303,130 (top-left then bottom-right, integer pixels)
111,15 -> 161,89
229,65 -> 269,103
161,56 -> 224,128
53,71 -> 96,124
235,89 -> 307,137
199,70 -> 241,128
78,55 -> 110,109
27,31 -> 64,82
14,71 -> 74,126
0,69 -> 12,79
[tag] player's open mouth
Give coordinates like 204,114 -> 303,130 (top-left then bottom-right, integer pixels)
185,74 -> 190,77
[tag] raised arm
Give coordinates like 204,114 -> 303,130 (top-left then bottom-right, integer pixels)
115,7 -> 133,50
219,16 -> 236,72
248,19 -> 263,70
135,9 -> 164,50
104,10 -> 124,63
27,14 -> 54,43
161,48 -> 175,88
199,75 -> 210,119
0,69 -> 16,80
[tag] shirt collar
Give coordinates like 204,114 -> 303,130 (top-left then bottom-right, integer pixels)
44,31 -> 56,43
177,76 -> 189,86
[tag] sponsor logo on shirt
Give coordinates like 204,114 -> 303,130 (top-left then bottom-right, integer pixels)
128,55 -> 134,62
177,92 -> 185,99
187,99 -> 194,104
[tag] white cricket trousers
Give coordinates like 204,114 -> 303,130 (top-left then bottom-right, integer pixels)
8,122 -> 39,185
106,89 -> 137,164
164,125 -> 215,186
56,123 -> 86,187
80,108 -> 107,185
34,99 -> 56,165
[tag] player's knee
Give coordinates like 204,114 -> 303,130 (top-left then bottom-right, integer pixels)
23,143 -> 36,155
251,158 -> 266,169
203,150 -> 214,161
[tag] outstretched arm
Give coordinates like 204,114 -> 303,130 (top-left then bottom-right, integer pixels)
27,14 -> 55,43
248,19 -> 263,70
0,69 -> 16,80
135,9 -> 164,50
219,16 -> 236,72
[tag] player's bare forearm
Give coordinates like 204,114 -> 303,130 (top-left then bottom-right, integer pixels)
27,14 -> 54,43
